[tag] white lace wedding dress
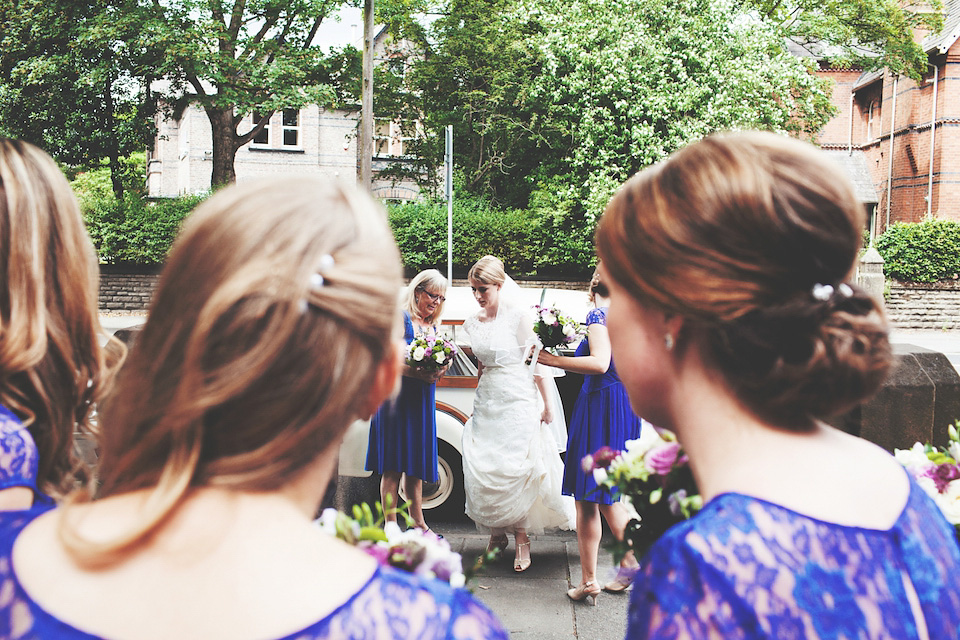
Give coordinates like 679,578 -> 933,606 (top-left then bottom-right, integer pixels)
461,304 -> 575,534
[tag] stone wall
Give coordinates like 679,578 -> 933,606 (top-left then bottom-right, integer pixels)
97,272 -> 592,313
99,271 -> 160,312
884,282 -> 960,330
101,272 -> 960,329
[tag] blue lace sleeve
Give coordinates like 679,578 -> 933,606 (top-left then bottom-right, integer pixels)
628,486 -> 960,639
0,406 -> 40,495
585,307 -> 606,327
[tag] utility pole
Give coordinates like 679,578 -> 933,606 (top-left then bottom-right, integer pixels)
360,0 -> 374,191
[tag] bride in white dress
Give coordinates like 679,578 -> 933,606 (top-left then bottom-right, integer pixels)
460,256 -> 575,572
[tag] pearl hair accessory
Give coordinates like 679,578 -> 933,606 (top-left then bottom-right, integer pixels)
811,282 -> 853,302
300,254 -> 336,313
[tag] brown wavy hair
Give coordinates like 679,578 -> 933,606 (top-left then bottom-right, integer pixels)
597,132 -> 892,427
61,177 -> 402,565
0,138 -> 122,498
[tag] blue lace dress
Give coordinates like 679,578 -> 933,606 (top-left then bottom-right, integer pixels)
0,405 -> 52,508
0,508 -> 508,639
366,311 -> 439,483
562,308 -> 644,504
628,475 -> 960,639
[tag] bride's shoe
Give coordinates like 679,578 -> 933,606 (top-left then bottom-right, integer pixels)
567,580 -> 601,606
603,565 -> 640,593
514,540 -> 531,572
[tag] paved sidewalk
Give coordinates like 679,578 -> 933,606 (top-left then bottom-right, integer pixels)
435,522 -> 629,639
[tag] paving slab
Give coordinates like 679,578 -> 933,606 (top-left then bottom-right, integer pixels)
438,525 -> 628,639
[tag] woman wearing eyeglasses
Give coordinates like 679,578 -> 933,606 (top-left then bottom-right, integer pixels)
366,269 -> 449,534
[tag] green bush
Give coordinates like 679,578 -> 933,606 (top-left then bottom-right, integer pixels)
875,220 -> 960,283
82,192 -> 206,265
388,194 -> 594,277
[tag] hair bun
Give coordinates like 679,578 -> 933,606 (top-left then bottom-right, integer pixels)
706,285 -> 891,425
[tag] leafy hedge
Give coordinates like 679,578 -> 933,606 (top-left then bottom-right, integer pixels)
83,193 -> 206,265
72,179 -> 595,274
387,195 -> 594,277
875,220 -> 960,283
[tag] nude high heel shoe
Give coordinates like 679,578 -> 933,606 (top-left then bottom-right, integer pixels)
514,540 -> 531,572
567,580 -> 601,606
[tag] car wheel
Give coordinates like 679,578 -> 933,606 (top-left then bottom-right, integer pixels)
401,440 -> 465,520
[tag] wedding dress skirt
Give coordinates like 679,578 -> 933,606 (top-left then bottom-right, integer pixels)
462,307 -> 575,534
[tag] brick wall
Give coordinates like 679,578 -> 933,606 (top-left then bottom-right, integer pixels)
885,281 -> 960,330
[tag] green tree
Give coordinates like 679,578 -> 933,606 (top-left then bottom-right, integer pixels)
748,0 -> 943,81
0,0 -> 156,198
519,0 -> 838,223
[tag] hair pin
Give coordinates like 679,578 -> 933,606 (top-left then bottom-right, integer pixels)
812,282 -> 853,302
309,254 -> 336,290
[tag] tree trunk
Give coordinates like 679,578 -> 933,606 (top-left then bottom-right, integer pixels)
103,70 -> 124,200
207,106 -> 240,188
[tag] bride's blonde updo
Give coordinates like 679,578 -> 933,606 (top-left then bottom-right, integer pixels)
597,132 -> 892,427
468,255 -> 506,286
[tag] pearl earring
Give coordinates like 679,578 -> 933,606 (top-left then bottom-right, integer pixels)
664,333 -> 674,351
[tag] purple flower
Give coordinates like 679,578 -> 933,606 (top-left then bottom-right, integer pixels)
645,442 -> 681,476
930,463 -> 960,493
593,446 -> 619,469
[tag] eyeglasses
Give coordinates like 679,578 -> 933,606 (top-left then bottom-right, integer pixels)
420,290 -> 446,303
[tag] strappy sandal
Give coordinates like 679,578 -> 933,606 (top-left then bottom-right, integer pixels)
514,540 -> 531,572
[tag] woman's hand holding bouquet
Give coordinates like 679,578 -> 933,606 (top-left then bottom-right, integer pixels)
406,333 -> 456,383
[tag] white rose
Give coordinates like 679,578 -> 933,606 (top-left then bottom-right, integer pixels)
894,442 -> 934,475
593,468 -> 608,485
940,481 -> 960,524
412,346 -> 426,362
542,311 -> 557,325
562,323 -> 576,337
434,352 -> 446,364
623,426 -> 670,460
383,521 -> 403,542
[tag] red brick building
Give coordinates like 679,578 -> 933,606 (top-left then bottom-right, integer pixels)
813,0 -> 960,238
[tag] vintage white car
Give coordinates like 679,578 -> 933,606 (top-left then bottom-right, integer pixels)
336,285 -> 593,517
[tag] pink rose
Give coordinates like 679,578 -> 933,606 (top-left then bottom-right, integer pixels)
645,442 -> 681,476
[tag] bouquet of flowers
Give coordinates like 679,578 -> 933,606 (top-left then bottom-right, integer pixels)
894,421 -> 960,541
316,501 -> 466,587
532,304 -> 583,353
583,428 -> 702,558
406,333 -> 457,371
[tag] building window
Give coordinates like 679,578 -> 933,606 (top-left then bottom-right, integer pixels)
250,109 -> 301,149
252,112 -> 270,145
282,109 -> 300,147
867,100 -> 879,140
374,117 -> 418,157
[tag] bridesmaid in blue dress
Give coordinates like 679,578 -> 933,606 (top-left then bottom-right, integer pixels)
537,270 -> 644,605
0,179 -> 506,639
366,269 -> 449,533
0,139 -> 121,509
596,132 -> 960,638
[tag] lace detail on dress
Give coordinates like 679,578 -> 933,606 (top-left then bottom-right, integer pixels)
0,406 -> 40,495
629,478 -> 960,639
0,509 -> 508,639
